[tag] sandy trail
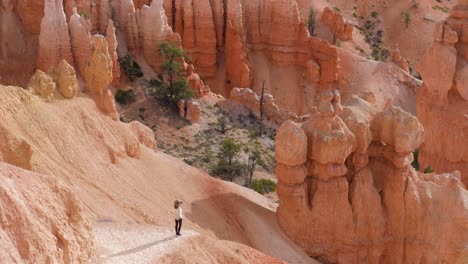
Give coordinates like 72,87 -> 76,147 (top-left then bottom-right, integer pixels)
91,223 -> 197,264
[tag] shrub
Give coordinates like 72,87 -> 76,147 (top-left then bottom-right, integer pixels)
78,11 -> 90,19
211,160 -> 243,181
423,166 -> 434,174
403,12 -> 411,28
371,11 -> 379,18
211,138 -> 242,181
115,89 -> 136,105
250,179 -> 276,195
118,55 -> 143,82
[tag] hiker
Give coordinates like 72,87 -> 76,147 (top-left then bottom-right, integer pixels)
174,200 -> 183,236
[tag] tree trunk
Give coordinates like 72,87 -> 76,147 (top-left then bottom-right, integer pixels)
259,80 -> 266,137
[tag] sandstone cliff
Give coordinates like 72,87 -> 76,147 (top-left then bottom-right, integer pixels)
163,0 -> 340,100
276,91 -> 468,263
417,1 -> 468,185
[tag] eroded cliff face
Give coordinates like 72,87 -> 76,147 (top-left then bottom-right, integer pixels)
417,1 -> 468,185
275,92 -> 468,263
162,0 -> 340,108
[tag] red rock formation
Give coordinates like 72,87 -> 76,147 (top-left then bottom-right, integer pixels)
134,0 -> 152,9
15,0 -> 45,34
178,0 -> 217,77
177,99 -> 201,123
63,0 -> 110,33
164,0 -> 339,96
224,0 -> 252,92
37,0 -> 74,72
276,92 -> 468,263
0,0 -> 34,86
186,64 -> 210,97
390,48 -> 410,72
96,0 -> 111,33
417,2 -> 468,185
228,88 -> 309,125
139,0 -> 180,71
86,35 -> 118,120
115,0 -> 140,54
0,162 -> 93,263
69,8 -> 92,80
321,7 -> 354,41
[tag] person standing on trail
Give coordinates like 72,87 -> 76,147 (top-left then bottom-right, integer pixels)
174,200 -> 183,236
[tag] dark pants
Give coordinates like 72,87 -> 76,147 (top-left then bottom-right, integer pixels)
175,219 -> 182,235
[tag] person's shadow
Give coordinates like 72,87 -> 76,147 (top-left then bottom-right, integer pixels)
107,235 -> 177,258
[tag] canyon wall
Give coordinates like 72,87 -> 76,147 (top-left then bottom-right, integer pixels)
417,1 -> 468,185
275,91 -> 468,263
162,0 -> 340,99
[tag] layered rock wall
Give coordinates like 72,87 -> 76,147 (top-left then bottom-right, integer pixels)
276,92 -> 468,263
417,2 -> 468,185
163,0 -> 340,95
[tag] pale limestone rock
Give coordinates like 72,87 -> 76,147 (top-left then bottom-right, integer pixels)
86,35 -> 113,96
85,35 -> 118,120
28,70 -> 56,102
105,20 -> 121,84
49,60 -> 79,99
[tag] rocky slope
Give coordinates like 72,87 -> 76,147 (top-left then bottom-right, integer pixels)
275,91 -> 468,263
0,0 -> 467,263
0,162 -> 93,263
0,84 -> 313,263
417,1 -> 468,185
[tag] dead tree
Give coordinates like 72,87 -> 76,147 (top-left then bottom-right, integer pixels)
259,80 -> 265,137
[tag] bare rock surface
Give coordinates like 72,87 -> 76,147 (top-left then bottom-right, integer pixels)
0,162 -> 93,264
276,92 -> 468,263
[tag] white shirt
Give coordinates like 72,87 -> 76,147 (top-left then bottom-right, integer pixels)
174,207 -> 183,220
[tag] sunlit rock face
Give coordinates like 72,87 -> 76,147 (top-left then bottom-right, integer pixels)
276,92 -> 467,263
